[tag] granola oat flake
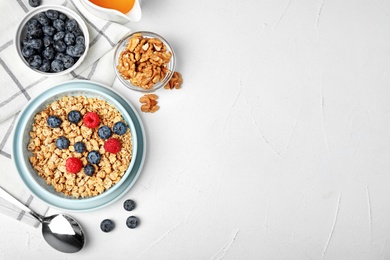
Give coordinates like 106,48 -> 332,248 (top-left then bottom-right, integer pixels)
27,96 -> 132,198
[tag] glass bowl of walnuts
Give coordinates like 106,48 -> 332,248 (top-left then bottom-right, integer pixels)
114,31 -> 176,92
14,5 -> 89,76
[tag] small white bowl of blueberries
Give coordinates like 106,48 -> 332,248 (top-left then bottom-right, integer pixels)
15,5 -> 89,76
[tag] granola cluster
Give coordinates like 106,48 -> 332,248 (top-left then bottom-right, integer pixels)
27,96 -> 132,198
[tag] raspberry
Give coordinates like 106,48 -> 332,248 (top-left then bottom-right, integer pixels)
104,138 -> 121,154
83,112 -> 100,128
66,157 -> 83,174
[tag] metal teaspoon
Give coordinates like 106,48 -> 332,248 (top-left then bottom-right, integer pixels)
0,187 -> 85,253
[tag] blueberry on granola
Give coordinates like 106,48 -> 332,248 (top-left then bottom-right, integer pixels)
100,219 -> 114,232
113,122 -> 127,135
98,126 -> 112,140
56,136 -> 70,149
47,115 -> 62,128
67,110 -> 81,124
123,199 -> 136,211
83,164 -> 95,176
87,150 -> 101,164
74,141 -> 86,153
126,216 -> 139,229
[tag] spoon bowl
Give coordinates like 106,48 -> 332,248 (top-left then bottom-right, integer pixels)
0,187 -> 85,253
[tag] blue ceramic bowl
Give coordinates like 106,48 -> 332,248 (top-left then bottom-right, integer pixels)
12,80 -> 146,211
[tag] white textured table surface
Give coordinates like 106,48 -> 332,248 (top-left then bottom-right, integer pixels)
1,0 -> 390,259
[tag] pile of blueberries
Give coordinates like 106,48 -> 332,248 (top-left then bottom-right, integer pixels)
100,199 -> 140,232
20,9 -> 86,73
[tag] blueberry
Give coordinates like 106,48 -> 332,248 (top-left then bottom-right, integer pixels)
67,110 -> 81,123
126,216 -> 139,229
28,0 -> 41,8
72,28 -> 84,37
73,44 -> 85,56
59,13 -> 67,20
63,55 -> 74,69
37,13 -> 50,26
42,26 -> 56,36
75,36 -> 84,45
42,47 -> 55,60
53,31 -> 65,41
53,19 -> 65,31
74,141 -> 86,153
21,46 -> 35,58
51,59 -> 64,72
87,151 -> 101,164
65,19 -> 78,32
45,10 -> 59,20
39,59 -> 51,72
98,126 -> 112,140
66,45 -> 85,58
47,115 -> 62,128
26,28 -> 43,39
83,164 -> 95,176
113,122 -> 127,135
100,219 -> 114,233
29,55 -> 42,69
55,52 -> 65,61
26,19 -> 41,31
28,39 -> 42,49
56,136 -> 70,149
123,199 -> 136,211
64,32 -> 75,45
43,36 -> 53,47
53,40 -> 66,53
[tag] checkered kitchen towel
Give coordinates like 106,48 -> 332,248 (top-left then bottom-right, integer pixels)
0,0 -> 131,226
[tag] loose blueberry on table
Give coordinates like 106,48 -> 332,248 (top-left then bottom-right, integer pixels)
100,219 -> 115,233
126,216 -> 139,229
20,9 -> 86,73
123,199 -> 136,211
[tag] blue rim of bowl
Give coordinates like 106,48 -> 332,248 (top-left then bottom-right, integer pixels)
14,5 -> 90,77
113,31 -> 176,93
12,80 -> 146,211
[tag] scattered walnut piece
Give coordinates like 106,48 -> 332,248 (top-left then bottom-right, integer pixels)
117,33 -> 172,90
164,71 -> 183,90
139,94 -> 159,113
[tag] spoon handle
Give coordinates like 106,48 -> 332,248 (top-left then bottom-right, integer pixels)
0,186 -> 42,222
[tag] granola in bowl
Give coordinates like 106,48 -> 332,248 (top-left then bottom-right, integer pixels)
28,95 -> 132,198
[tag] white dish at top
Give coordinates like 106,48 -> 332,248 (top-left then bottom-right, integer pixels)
79,0 -> 142,24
